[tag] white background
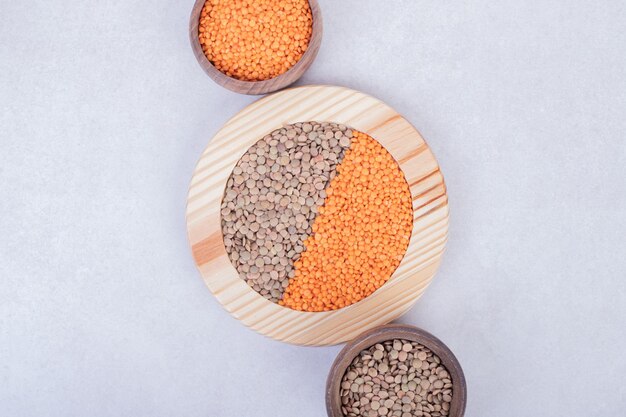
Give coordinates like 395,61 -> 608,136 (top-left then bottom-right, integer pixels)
1,1 -> 625,416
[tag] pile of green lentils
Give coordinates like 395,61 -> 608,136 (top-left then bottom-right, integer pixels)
340,339 -> 453,417
220,122 -> 352,302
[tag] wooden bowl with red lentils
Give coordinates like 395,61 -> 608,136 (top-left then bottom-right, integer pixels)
189,0 -> 322,95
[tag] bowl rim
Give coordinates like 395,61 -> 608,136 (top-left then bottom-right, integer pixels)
326,324 -> 467,417
188,0 -> 323,95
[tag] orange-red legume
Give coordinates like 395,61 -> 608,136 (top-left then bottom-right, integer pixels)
198,0 -> 313,81
280,131 -> 413,312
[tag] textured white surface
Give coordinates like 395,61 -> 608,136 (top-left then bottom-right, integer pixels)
1,1 -> 625,416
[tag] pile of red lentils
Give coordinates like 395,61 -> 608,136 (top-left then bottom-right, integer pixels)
198,0 -> 313,81
280,131 -> 413,311
221,123 -> 413,311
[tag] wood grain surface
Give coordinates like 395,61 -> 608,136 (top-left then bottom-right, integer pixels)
189,0 -> 323,95
186,85 -> 449,346
326,324 -> 466,417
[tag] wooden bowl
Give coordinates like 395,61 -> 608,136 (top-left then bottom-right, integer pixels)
186,85 -> 449,345
189,0 -> 323,95
326,324 -> 467,417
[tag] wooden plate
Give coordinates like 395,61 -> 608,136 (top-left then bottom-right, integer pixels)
186,85 -> 448,346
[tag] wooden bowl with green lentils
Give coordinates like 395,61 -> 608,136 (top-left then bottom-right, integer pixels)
326,324 -> 466,417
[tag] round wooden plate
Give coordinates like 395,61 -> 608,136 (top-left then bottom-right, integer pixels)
186,85 -> 448,346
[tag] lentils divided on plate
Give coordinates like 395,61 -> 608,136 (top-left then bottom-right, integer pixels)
220,122 -> 413,310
